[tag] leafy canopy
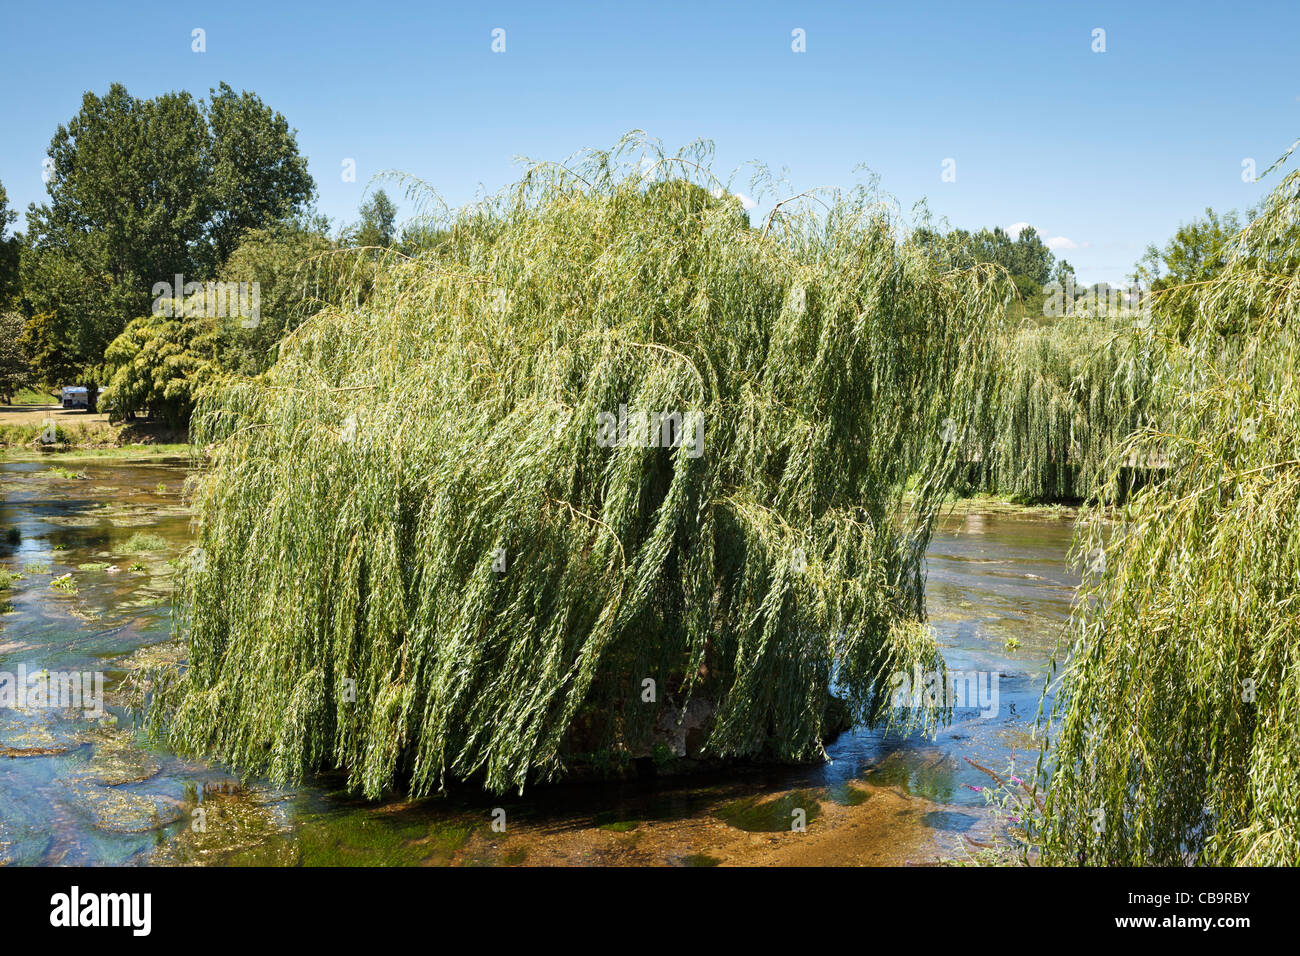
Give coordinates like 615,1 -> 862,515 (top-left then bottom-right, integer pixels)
152,136 -> 1010,797
21,83 -> 314,390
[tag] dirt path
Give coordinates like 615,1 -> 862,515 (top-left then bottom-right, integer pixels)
0,404 -> 110,426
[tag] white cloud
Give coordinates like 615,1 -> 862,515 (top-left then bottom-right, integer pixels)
1007,224 -> 1087,252
711,188 -> 758,210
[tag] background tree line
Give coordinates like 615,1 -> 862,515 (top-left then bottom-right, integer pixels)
0,82 -> 414,422
0,82 -> 1272,428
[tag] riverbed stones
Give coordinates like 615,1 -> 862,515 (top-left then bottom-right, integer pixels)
60,780 -> 184,833
77,727 -> 162,786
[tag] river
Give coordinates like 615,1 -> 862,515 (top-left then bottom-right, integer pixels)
0,460 -> 1077,866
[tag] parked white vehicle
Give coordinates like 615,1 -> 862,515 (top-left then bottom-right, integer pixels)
60,386 -> 89,409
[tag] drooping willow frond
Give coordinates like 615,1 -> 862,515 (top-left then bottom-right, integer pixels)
152,138 -> 1009,797
972,315 -> 1159,502
1036,146 -> 1300,865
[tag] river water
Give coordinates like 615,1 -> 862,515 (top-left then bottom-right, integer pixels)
0,460 -> 1077,866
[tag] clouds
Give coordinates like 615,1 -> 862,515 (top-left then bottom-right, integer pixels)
1008,221 -> 1084,252
1046,236 -> 1082,251
712,187 -> 757,210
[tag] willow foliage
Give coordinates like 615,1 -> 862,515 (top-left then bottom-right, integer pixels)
157,136 -> 1008,797
1038,143 -> 1300,864
976,316 -> 1157,501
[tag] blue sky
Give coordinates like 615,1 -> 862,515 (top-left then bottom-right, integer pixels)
2,0 -> 1297,284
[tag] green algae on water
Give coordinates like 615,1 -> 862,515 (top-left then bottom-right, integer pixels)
120,532 -> 167,553
826,781 -> 872,806
714,790 -> 822,832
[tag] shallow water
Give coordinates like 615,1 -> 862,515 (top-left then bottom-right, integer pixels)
0,461 -> 1077,866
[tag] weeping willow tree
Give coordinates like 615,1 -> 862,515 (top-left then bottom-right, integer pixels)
152,135 -> 1008,797
1036,140 -> 1300,864
973,315 -> 1158,501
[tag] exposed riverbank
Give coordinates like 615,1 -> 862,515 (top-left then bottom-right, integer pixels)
0,403 -> 187,458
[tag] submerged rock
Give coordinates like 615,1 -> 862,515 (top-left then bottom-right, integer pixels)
0,744 -> 68,757
78,728 -> 162,786
61,782 -> 184,834
149,787 -> 298,866
0,710 -> 90,752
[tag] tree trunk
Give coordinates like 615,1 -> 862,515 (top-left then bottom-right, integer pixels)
84,382 -> 99,414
